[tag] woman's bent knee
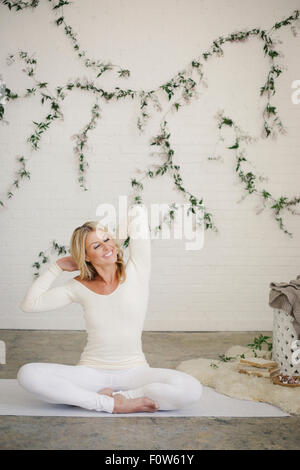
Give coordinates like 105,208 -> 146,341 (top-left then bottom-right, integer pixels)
17,363 -> 45,391
164,369 -> 203,406
181,374 -> 203,405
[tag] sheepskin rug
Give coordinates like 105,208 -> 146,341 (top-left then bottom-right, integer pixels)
176,345 -> 300,416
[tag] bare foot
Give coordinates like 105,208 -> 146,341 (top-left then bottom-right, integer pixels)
97,387 -> 114,397
113,394 -> 160,414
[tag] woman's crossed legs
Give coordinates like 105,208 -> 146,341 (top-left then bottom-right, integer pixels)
17,362 -> 203,414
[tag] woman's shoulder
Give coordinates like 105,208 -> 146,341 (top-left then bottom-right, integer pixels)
72,275 -> 90,284
71,275 -> 86,290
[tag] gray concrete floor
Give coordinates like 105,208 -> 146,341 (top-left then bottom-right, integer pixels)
0,330 -> 299,450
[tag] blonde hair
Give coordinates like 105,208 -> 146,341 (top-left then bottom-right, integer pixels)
70,220 -> 127,283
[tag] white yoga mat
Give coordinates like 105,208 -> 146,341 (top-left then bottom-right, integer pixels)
0,380 -> 290,417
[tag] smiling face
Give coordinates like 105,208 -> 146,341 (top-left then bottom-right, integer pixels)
85,229 -> 117,267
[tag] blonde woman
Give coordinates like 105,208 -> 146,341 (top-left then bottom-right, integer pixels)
17,204 -> 203,414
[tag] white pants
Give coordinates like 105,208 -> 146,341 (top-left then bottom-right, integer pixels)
17,362 -> 203,413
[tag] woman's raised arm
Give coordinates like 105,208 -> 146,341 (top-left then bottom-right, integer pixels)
20,260 -> 77,313
117,203 -> 151,279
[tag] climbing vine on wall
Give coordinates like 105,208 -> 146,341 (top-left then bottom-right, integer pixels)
1,1 -> 300,276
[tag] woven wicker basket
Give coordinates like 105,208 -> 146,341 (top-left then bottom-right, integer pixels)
272,308 -> 300,375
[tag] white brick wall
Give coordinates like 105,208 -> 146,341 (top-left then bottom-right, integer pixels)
0,0 -> 300,330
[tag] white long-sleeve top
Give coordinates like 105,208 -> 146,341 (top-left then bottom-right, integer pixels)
20,204 -> 151,370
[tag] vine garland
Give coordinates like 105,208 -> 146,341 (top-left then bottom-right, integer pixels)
1,1 -> 300,276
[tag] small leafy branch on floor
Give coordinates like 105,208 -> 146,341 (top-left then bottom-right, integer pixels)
218,354 -> 236,362
209,335 -> 273,368
247,334 -> 273,357
210,354 -> 242,368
